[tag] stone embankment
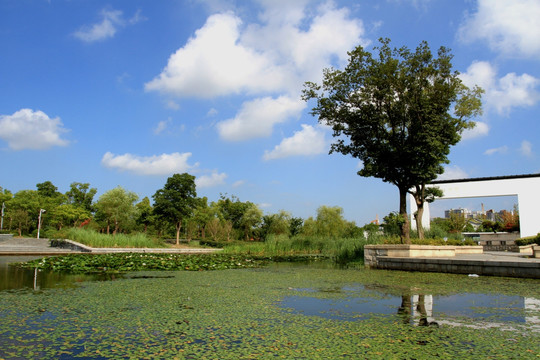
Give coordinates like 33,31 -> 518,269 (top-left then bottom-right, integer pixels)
365,244 -> 540,279
0,237 -> 221,255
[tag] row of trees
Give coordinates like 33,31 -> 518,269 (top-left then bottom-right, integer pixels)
0,174 -> 368,243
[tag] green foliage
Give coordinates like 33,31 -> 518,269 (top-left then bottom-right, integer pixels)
515,234 -> 540,246
304,38 -> 483,241
260,211 -> 292,239
382,212 -> 405,237
153,173 -> 197,243
65,182 -> 97,212
65,228 -> 165,248
94,186 -> 139,234
19,253 -> 272,273
223,233 -> 374,264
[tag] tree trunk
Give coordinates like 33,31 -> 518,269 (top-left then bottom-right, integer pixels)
399,186 -> 410,244
416,205 -> 425,239
414,185 -> 425,240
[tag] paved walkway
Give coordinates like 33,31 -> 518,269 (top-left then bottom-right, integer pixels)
0,236 -> 220,255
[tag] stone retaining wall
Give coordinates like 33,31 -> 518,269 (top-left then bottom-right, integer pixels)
374,257 -> 539,279
364,244 -> 483,268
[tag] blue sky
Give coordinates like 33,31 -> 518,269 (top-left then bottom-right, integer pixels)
1,0 -> 539,224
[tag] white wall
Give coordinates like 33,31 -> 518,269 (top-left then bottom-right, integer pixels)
409,176 -> 540,238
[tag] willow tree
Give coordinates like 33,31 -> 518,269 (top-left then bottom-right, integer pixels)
303,38 -> 483,242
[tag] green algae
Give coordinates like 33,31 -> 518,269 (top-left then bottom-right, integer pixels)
0,265 -> 538,359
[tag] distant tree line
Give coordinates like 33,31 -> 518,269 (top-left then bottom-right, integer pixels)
0,174 -> 372,242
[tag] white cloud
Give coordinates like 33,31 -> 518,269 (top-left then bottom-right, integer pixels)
216,96 -> 305,141
460,61 -> 540,115
242,1 -> 367,91
484,146 -> 508,156
520,140 -> 533,157
459,0 -> 540,58
146,4 -> 365,98
263,124 -> 327,160
101,152 -> 197,175
145,12 -> 285,98
146,2 -> 366,140
166,100 -> 180,110
207,108 -> 218,117
0,109 -> 70,150
437,165 -> 468,181
74,8 -> 144,42
153,119 -> 171,135
461,121 -> 489,140
232,180 -> 245,188
195,172 -> 227,188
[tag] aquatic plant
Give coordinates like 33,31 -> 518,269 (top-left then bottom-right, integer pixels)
0,266 -> 537,359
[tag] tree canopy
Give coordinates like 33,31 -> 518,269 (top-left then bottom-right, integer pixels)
304,38 -> 483,242
153,173 -> 198,245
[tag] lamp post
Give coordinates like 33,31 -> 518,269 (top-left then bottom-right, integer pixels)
1,202 -> 4,230
37,209 -> 46,239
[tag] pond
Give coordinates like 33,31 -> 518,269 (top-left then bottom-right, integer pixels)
0,257 -> 539,359
0,256 -> 120,291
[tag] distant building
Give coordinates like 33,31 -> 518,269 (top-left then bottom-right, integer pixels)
444,208 -> 472,219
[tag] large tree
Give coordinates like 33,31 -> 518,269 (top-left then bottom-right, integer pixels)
304,38 -> 483,242
66,182 -> 97,212
95,186 -> 138,234
153,173 -> 197,245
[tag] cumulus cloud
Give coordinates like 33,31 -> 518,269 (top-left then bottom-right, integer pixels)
145,13 -> 285,97
101,152 -> 197,175
459,0 -> 540,58
460,61 -> 540,115
437,165 -> 468,181
0,109 -> 70,150
195,172 -> 227,188
263,124 -> 327,160
74,8 -> 144,42
520,140 -> 533,157
484,146 -> 508,156
461,121 -> 489,140
146,2 -> 366,140
216,96 -> 305,141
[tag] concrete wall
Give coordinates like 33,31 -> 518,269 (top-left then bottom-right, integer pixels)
409,175 -> 540,238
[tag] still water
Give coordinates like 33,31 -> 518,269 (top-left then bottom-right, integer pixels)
0,256 -> 120,291
279,285 -> 540,329
1,256 -> 539,330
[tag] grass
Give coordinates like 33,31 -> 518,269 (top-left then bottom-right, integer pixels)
65,228 -> 166,248
222,234 -> 376,264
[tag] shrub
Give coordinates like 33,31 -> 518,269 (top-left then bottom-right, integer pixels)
515,234 -> 539,246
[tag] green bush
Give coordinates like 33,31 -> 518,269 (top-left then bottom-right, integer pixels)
515,234 -> 539,246
199,239 -> 244,248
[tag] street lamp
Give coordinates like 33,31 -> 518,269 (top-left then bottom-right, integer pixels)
1,202 -> 4,230
37,209 -> 46,239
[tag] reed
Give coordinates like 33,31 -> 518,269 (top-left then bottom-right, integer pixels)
223,234 -> 373,263
66,228 -> 166,248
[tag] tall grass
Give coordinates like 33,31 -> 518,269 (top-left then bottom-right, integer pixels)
222,234 -> 376,263
66,228 -> 166,248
